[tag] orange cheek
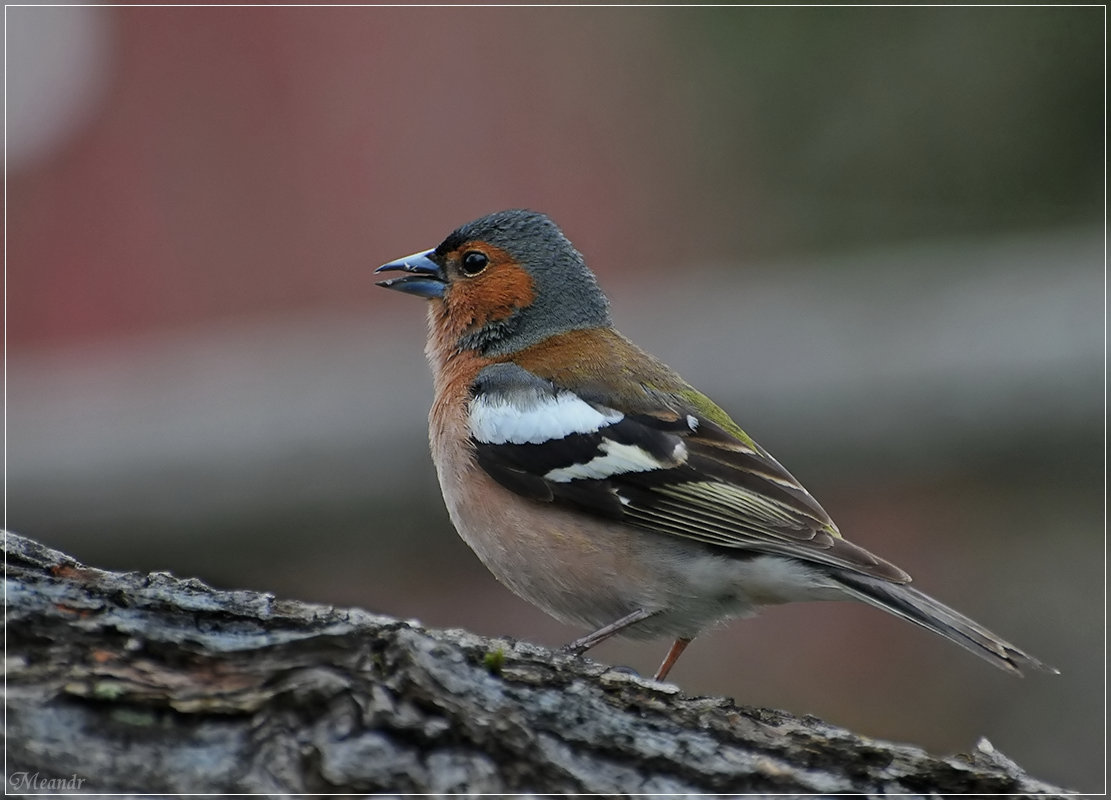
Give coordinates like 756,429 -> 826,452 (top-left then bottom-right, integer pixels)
447,261 -> 536,335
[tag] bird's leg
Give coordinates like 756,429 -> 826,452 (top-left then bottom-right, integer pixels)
560,608 -> 660,656
653,637 -> 692,682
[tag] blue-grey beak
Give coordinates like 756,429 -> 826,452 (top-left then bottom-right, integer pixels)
375,248 -> 446,299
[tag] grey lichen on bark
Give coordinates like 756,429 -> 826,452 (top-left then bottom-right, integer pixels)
4,531 -> 1068,795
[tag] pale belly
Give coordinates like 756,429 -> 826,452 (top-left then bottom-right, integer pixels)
430,419 -> 839,641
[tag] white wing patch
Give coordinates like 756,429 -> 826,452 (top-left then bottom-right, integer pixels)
469,391 -> 623,445
545,439 -> 687,483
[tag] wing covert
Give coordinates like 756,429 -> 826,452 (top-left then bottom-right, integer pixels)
467,362 -> 908,583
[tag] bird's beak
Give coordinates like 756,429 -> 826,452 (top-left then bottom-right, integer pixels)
375,248 -> 446,299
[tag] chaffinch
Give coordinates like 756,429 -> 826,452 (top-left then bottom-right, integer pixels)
375,209 -> 1054,682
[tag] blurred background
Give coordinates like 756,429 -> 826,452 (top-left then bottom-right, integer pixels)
4,4 -> 1103,791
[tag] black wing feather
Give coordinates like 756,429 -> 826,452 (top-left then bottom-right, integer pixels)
468,364 -> 909,583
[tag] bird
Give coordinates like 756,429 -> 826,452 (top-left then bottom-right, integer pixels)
375,208 -> 1055,682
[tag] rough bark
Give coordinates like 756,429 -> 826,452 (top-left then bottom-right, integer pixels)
5,531 -> 1068,796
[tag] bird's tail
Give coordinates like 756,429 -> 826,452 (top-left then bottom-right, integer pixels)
834,572 -> 1057,676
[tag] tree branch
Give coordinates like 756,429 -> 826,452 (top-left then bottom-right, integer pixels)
5,532 -> 1068,795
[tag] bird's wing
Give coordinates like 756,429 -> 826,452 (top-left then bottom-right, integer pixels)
467,362 -> 909,583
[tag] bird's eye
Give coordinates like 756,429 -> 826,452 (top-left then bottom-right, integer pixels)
461,250 -> 489,276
